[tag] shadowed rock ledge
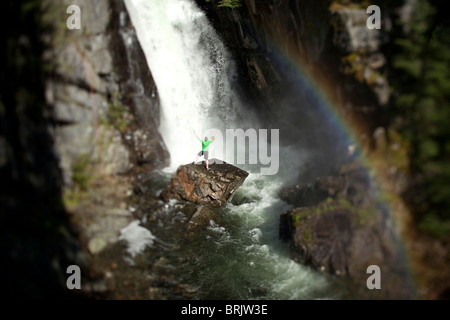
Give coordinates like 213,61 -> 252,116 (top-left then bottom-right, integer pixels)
279,162 -> 415,299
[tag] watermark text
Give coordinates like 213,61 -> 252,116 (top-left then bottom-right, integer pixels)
67,5 -> 81,30
367,5 -> 381,30
200,128 -> 279,176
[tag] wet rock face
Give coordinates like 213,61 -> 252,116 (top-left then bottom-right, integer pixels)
280,200 -> 380,277
279,162 -> 414,298
186,205 -> 217,229
281,203 -> 354,276
279,162 -> 375,208
45,0 -> 169,186
161,159 -> 249,207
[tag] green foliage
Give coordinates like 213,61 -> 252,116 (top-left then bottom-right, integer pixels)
63,153 -> 93,208
102,93 -> 130,132
302,230 -> 312,245
291,198 -> 357,227
63,188 -> 85,208
391,0 -> 450,237
420,213 -> 450,238
217,0 -> 243,9
72,153 -> 92,192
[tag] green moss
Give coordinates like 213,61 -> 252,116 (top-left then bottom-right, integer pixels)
356,207 -> 369,225
62,187 -> 87,208
63,153 -> 97,207
292,211 -> 305,227
302,229 -> 312,245
41,0 -> 78,48
291,198 -> 356,227
291,197 -> 379,228
63,153 -> 95,208
217,0 -> 243,9
63,153 -> 94,208
72,153 -> 92,191
101,93 -> 131,132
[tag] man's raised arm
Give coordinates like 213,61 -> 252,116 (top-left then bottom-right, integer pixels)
193,130 -> 201,141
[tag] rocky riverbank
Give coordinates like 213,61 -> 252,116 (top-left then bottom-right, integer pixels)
279,161 -> 415,299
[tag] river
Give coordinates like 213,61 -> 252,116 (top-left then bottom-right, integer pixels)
122,0 -> 347,300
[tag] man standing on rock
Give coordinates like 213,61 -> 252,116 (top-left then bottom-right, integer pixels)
193,130 -> 219,170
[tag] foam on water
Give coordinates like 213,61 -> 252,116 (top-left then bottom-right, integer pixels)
124,0 -> 342,299
119,220 -> 156,259
222,164 -> 343,299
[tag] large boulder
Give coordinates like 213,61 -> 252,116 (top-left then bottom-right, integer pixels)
280,198 -> 383,276
279,162 -> 414,298
161,159 -> 249,207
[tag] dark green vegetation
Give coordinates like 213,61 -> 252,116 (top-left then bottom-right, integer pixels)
218,0 -> 243,9
390,0 -> 450,238
206,0 -> 243,9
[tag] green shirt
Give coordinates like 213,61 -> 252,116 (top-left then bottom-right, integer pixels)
201,139 -> 212,151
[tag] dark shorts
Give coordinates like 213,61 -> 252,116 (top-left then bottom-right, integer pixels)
198,150 -> 209,160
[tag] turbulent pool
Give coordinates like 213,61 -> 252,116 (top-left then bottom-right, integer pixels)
125,167 -> 346,300
122,0 -> 347,299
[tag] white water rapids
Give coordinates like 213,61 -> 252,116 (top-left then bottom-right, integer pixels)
123,0 -> 343,299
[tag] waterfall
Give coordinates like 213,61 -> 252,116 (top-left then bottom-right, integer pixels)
122,0 -> 339,299
124,0 -> 242,169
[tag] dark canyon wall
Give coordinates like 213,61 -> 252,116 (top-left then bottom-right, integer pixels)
195,0 -> 418,298
46,0 -> 169,186
1,0 -> 169,298
197,0 -> 406,182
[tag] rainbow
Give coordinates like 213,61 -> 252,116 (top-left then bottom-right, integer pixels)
251,18 -> 418,295
251,22 -> 386,172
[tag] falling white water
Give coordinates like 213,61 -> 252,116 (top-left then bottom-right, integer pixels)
124,0 -> 242,169
122,0 -> 340,300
